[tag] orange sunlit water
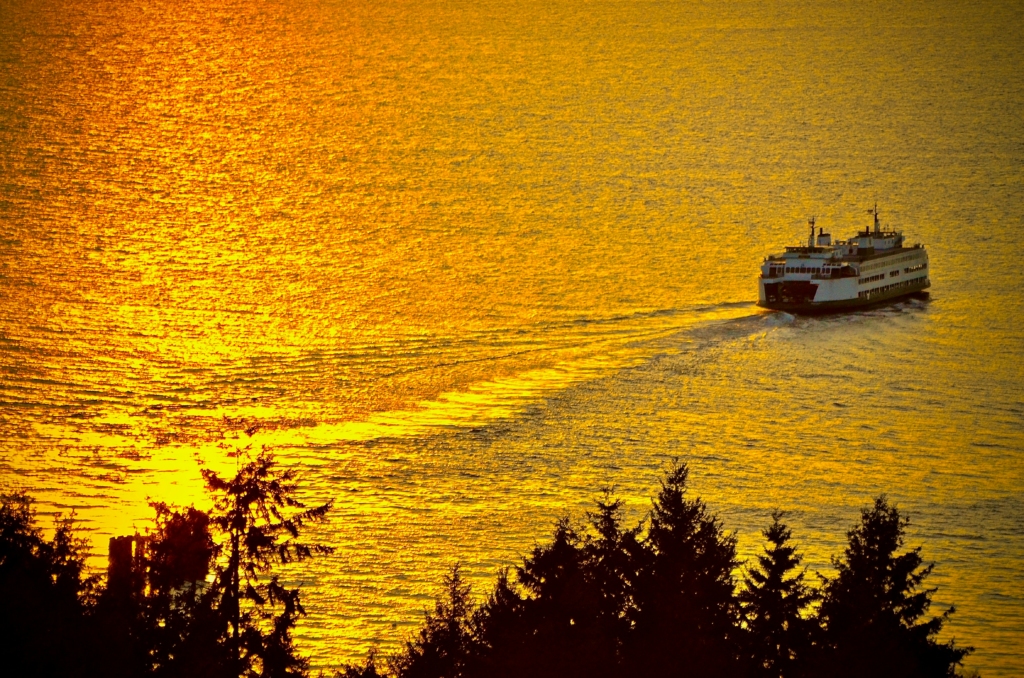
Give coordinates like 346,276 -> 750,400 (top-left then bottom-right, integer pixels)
1,0 -> 1023,674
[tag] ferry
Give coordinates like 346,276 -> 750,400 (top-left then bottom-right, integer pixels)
758,206 -> 930,313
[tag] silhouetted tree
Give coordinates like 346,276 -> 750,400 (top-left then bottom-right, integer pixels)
390,564 -> 478,678
456,495 -> 643,678
142,504 -> 228,678
92,445 -> 334,678
437,518 -> 592,678
465,568 -> 527,677
0,492 -> 97,678
627,462 -> 742,677
811,496 -> 972,678
509,516 -> 596,677
582,494 -> 644,652
336,649 -> 386,678
202,446 -> 334,678
514,502 -> 639,678
739,511 -> 817,678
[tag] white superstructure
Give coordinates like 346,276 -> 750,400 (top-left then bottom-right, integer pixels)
757,207 -> 930,312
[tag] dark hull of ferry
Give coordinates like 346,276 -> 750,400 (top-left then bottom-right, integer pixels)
758,280 -> 930,315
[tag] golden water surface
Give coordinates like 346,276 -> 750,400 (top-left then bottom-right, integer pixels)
1,0 -> 1022,674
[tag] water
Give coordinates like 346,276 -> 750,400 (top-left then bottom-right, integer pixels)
2,0 -> 1022,673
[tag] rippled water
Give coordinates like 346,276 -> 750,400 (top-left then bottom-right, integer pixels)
2,0 -> 1022,674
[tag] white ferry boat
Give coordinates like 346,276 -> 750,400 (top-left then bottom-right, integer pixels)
758,207 -> 930,313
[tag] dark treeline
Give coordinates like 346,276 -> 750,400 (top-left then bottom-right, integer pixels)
1,453 -> 974,678
1,447 -> 331,678
344,464 -> 973,678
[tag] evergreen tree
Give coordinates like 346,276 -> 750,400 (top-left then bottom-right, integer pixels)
464,497 -> 642,678
142,504 -> 230,678
135,504 -> 223,677
0,492 -> 98,677
6,457 -> 988,678
514,504 -> 635,678
202,446 -> 334,678
739,511 -> 817,678
582,493 -> 643,647
90,446 -> 333,678
391,564 -> 477,678
495,517 -> 593,678
812,496 -> 972,678
4,447 -> 333,678
627,462 -> 742,677
91,503 -> 224,678
512,518 -> 593,675
336,650 -> 385,678
466,568 -> 527,678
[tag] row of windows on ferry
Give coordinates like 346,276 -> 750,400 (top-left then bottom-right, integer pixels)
857,275 -> 928,298
861,253 -> 924,272
855,261 -> 928,284
780,260 -> 927,278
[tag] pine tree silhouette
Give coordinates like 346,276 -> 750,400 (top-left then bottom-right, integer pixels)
739,510 -> 817,678
94,445 -> 335,678
457,496 -> 642,678
390,564 -> 477,678
465,568 -> 527,678
812,496 -> 972,678
627,462 -> 742,677
336,649 -> 386,678
0,492 -> 97,677
140,504 -> 227,678
505,517 -> 599,678
202,446 -> 334,677
5,459 -> 986,678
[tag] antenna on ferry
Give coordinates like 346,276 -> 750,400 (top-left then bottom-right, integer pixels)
808,216 -> 816,248
867,202 -> 880,234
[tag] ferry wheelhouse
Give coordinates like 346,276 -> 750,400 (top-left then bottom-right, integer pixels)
758,207 -> 930,313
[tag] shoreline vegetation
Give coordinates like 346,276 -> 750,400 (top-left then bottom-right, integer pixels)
1,447 -> 975,678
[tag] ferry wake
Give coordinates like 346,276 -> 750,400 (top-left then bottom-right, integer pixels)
758,206 -> 930,313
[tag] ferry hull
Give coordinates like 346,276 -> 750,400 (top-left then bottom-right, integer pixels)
758,280 -> 930,314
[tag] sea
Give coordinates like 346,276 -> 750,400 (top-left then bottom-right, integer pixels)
1,0 -> 1022,674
